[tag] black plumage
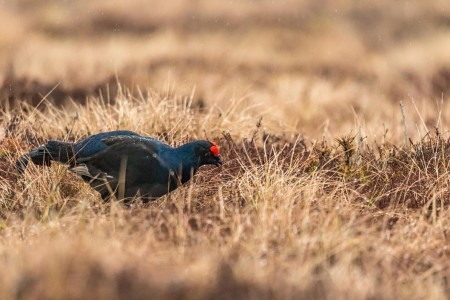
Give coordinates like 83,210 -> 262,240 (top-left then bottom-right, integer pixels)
16,130 -> 222,202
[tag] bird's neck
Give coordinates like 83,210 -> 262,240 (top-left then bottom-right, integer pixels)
171,142 -> 201,183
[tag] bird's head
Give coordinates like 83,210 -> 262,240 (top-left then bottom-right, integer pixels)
195,141 -> 222,167
173,140 -> 222,183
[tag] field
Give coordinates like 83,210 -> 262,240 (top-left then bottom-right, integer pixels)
1,1 -> 450,299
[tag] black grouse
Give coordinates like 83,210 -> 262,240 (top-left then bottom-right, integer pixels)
16,130 -> 222,202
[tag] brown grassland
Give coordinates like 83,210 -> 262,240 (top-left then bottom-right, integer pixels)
1,0 -> 450,299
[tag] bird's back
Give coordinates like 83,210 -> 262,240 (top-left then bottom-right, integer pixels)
73,130 -> 141,158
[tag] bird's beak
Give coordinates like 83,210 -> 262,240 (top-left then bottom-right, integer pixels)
214,157 -> 223,167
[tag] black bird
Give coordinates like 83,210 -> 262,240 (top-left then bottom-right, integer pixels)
16,130 -> 222,202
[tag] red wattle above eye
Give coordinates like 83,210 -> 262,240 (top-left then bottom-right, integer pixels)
210,145 -> 219,157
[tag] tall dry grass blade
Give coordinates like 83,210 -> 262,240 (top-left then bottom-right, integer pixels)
400,101 -> 409,149
118,154 -> 128,201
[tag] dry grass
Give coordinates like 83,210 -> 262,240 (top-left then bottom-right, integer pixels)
1,1 -> 450,299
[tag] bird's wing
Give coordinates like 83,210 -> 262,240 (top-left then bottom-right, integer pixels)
70,136 -> 172,200
74,131 -> 142,158
76,135 -> 164,162
75,135 -> 173,190
102,135 -> 163,154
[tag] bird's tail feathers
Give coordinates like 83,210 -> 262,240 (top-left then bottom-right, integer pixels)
16,140 -> 75,173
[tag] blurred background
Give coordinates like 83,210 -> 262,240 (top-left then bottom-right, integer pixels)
1,0 -> 450,138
